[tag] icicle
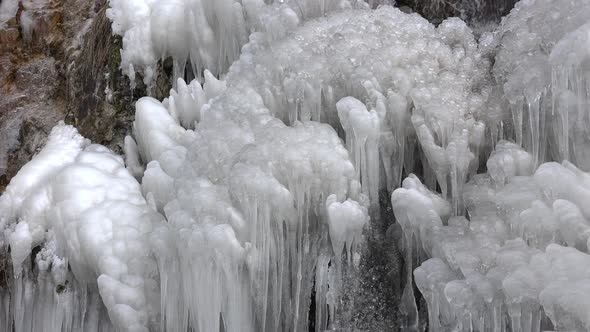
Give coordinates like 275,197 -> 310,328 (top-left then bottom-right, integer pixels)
337,97 -> 381,208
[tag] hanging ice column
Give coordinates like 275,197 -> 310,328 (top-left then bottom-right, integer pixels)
391,174 -> 451,330
337,97 -> 381,209
549,23 -> 590,171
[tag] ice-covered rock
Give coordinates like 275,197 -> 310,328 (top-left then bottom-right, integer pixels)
0,123 -> 162,331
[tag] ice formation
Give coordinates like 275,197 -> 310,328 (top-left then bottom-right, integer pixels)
2,0 -> 590,331
133,68 -> 366,331
106,0 -> 389,89
491,0 -> 590,169
389,1 -> 590,330
395,146 -> 590,331
0,123 -> 161,331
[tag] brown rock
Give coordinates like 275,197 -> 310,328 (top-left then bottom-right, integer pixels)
0,28 -> 19,49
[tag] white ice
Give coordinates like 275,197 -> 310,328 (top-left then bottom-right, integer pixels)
0,123 -> 162,332
3,0 -> 590,331
394,141 -> 590,331
106,0 -> 378,89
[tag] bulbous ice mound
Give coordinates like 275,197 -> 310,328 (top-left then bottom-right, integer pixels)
0,123 -> 162,331
491,0 -> 590,169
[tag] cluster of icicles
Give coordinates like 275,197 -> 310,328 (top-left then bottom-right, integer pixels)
1,0 -> 590,331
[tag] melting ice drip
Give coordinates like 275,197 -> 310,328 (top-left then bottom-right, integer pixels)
1,0 -> 590,331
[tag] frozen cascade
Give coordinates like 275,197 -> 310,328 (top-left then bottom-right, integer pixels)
136,9 -> 490,329
2,0 -> 590,331
133,59 -> 366,332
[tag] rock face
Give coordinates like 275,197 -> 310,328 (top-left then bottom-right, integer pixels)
0,0 -> 68,192
65,4 -> 171,154
0,0 -> 171,192
397,0 -> 517,24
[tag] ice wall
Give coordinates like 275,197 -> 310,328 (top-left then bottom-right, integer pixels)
132,7 -> 492,329
2,0 -> 590,331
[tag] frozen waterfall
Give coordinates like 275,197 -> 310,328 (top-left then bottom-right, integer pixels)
1,0 -> 590,331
